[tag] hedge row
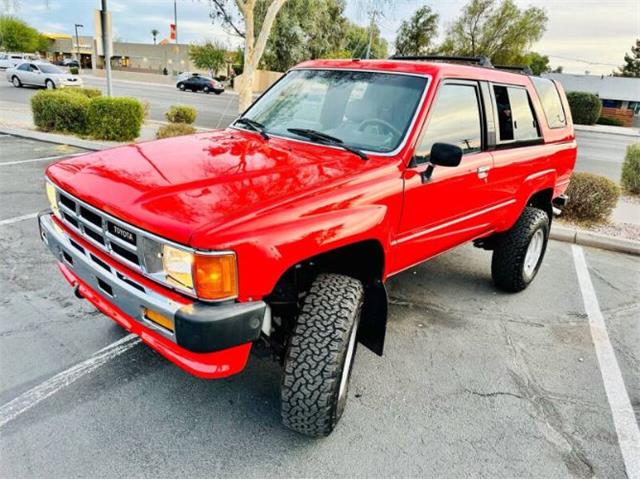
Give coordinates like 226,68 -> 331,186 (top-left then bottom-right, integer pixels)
566,91 -> 602,125
596,116 -> 624,127
31,88 -> 144,141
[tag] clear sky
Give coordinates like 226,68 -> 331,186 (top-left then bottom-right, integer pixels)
4,0 -> 639,75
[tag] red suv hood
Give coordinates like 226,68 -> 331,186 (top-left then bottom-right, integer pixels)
46,129 -> 370,245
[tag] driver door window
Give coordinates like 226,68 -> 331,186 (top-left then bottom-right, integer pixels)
415,83 -> 482,163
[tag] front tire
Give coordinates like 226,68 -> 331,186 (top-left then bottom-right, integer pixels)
491,206 -> 549,292
281,273 -> 363,437
12,76 -> 21,87
178,83 -> 185,91
203,86 -> 210,94
45,79 -> 55,90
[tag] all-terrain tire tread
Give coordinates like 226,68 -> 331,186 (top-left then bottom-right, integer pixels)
491,206 -> 549,292
281,273 -> 363,437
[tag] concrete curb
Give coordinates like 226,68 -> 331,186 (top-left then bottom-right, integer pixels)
574,124 -> 640,138
550,224 -> 640,256
0,126 -> 113,151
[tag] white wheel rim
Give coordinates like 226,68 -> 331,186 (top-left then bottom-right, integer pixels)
13,78 -> 19,86
46,81 -> 54,89
524,229 -> 544,280
338,318 -> 359,403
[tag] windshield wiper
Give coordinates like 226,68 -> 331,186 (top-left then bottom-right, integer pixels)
287,128 -> 368,160
234,117 -> 270,140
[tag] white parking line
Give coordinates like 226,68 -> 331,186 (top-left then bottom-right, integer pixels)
0,152 -> 84,167
0,212 -> 38,226
572,245 -> 640,479
0,334 -> 140,429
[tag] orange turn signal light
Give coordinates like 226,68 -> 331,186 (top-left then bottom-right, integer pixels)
144,308 -> 174,332
194,253 -> 238,301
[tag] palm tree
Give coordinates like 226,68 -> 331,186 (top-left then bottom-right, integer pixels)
151,29 -> 159,45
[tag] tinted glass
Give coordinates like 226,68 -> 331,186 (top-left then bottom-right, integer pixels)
17,63 -> 29,71
494,85 -> 540,142
38,64 -> 63,74
242,69 -> 427,153
415,83 -> 482,160
508,87 -> 540,140
532,77 -> 566,128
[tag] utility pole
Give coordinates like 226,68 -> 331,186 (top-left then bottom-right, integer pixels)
74,23 -> 83,68
174,0 -> 178,44
101,0 -> 113,96
365,10 -> 379,60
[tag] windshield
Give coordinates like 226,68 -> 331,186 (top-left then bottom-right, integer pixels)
241,69 -> 427,153
38,64 -> 63,74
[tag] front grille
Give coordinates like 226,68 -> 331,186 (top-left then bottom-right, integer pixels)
57,191 -> 142,268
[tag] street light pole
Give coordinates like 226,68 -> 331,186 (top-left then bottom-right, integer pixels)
174,0 -> 178,44
101,0 -> 113,96
74,23 -> 83,69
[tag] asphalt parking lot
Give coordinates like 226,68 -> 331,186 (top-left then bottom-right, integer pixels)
0,134 -> 638,477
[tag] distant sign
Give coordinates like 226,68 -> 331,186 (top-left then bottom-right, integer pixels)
170,23 -> 176,40
94,9 -> 113,56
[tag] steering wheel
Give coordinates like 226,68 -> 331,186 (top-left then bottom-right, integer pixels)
357,118 -> 402,139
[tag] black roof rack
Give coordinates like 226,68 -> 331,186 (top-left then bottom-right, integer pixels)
493,64 -> 533,75
389,55 -> 493,68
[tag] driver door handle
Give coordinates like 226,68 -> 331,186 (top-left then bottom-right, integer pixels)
477,166 -> 490,179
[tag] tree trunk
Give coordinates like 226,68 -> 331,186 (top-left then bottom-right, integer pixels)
236,0 -> 287,112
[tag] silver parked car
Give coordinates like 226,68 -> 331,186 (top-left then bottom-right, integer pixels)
6,62 -> 83,89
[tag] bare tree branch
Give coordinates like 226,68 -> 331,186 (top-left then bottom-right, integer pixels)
209,0 -> 245,38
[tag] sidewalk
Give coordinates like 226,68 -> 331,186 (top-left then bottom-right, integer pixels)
574,123 -> 640,137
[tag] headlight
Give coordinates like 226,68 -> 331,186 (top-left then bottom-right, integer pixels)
143,240 -> 237,301
45,180 -> 60,218
162,244 -> 194,289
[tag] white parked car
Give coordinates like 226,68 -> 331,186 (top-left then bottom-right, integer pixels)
6,62 -> 83,89
0,53 -> 38,70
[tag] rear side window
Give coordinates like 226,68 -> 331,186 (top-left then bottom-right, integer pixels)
532,77 -> 567,128
415,83 -> 482,161
493,85 -> 540,142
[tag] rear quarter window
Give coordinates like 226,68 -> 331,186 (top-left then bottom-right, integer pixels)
532,77 -> 567,129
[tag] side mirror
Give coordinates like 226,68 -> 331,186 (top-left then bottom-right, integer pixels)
417,143 -> 463,183
430,142 -> 462,167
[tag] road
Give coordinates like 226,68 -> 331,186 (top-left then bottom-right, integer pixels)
0,134 -> 639,477
0,75 -> 637,182
575,130 -> 638,182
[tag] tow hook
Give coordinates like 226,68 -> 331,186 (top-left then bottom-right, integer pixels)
74,285 -> 84,299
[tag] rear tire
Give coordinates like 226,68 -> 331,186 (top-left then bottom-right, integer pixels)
281,273 -> 363,437
491,206 -> 549,292
45,79 -> 55,89
178,83 -> 185,91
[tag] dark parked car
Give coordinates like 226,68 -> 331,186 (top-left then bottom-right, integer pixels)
176,75 -> 224,94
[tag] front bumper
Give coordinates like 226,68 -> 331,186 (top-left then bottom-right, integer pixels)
38,212 -> 266,379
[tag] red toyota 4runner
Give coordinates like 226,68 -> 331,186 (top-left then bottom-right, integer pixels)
39,56 -> 576,436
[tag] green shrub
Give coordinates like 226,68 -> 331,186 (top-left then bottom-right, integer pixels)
566,91 -> 602,125
563,172 -> 620,223
621,143 -> 640,195
156,123 -> 197,139
31,89 -> 90,134
87,97 -> 144,141
596,116 -> 624,127
59,87 -> 102,98
69,66 -> 79,75
165,105 -> 197,124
